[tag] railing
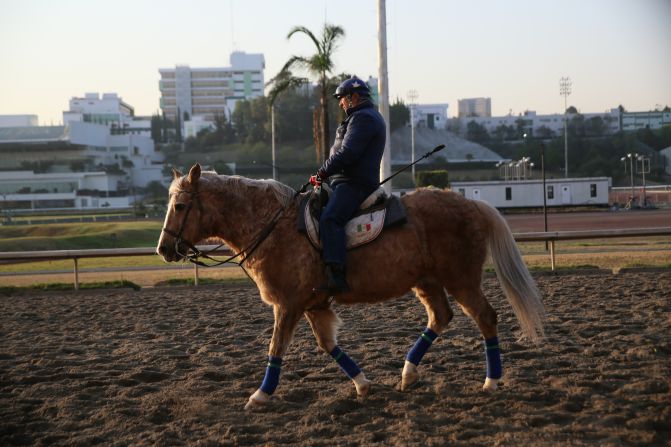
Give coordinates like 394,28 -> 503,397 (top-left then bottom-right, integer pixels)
1,227 -> 670,289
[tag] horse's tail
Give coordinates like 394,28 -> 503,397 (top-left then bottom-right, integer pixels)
474,200 -> 545,343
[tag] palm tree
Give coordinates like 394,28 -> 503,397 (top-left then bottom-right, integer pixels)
267,24 -> 345,164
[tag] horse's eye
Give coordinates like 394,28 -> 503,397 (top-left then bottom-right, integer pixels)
175,203 -> 186,212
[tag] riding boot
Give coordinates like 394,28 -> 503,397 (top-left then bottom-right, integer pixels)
317,263 -> 351,295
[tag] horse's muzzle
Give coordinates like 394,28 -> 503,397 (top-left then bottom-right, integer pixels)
156,243 -> 184,262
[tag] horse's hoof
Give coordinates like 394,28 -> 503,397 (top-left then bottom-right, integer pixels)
244,389 -> 270,410
483,377 -> 500,391
401,361 -> 419,391
353,373 -> 371,398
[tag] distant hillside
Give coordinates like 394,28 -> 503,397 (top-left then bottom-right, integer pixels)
391,127 -> 504,163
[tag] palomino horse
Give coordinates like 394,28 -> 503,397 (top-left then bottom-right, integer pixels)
156,164 -> 545,410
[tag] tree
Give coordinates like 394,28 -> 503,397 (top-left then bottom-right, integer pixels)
150,113 -> 163,143
213,112 -> 235,144
175,107 -> 182,143
144,181 -> 168,201
585,116 -> 605,137
536,126 -> 555,139
270,23 -> 345,164
389,98 -> 410,132
465,121 -> 490,143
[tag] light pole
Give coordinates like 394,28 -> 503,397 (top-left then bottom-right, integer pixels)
540,142 -> 548,238
407,89 -> 418,187
559,77 -> 572,178
620,153 -> 637,208
637,155 -> 650,207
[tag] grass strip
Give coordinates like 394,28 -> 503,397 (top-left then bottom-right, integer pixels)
0,279 -> 141,296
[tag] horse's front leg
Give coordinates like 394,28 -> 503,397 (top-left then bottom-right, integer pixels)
245,304 -> 302,410
305,307 -> 371,397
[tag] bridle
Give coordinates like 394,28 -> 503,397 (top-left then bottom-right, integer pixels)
161,180 -> 311,280
161,188 -> 204,260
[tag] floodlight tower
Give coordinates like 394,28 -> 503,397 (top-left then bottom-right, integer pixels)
559,77 -> 572,178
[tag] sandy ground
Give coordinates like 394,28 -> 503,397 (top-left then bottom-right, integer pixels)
1,272 -> 670,446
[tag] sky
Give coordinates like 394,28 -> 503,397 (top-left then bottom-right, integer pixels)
1,0 -> 670,125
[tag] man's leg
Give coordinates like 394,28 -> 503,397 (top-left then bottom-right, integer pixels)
318,183 -> 370,293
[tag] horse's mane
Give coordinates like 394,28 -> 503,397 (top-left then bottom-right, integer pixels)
197,171 -> 296,208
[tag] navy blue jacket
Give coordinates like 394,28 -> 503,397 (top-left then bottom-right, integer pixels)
319,101 -> 386,190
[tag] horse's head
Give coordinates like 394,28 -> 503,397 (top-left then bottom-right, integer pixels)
156,163 -> 206,262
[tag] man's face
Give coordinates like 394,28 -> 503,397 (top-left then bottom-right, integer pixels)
338,93 -> 359,111
338,95 -> 349,111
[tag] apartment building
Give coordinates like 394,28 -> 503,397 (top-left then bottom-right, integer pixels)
158,51 -> 265,122
458,97 -> 491,118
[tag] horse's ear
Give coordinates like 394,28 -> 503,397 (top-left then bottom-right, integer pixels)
187,163 -> 201,184
172,167 -> 183,180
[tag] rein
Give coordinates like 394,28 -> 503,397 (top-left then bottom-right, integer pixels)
161,180 -> 310,282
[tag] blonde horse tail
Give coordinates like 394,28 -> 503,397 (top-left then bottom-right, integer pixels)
474,200 -> 545,343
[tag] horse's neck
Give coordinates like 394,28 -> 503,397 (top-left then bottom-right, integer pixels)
205,179 -> 287,252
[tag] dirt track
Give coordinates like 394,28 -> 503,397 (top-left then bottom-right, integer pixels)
1,272 -> 670,446
504,209 -> 671,232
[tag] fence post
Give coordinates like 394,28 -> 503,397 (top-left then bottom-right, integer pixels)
73,258 -> 80,290
194,262 -> 199,286
549,241 -> 556,271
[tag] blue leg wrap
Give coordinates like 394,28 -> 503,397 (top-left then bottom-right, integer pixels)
484,336 -> 502,379
330,346 -> 361,379
406,327 -> 438,366
259,356 -> 282,395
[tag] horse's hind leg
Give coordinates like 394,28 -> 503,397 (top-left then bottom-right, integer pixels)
449,284 -> 502,391
401,280 -> 453,390
304,307 -> 371,397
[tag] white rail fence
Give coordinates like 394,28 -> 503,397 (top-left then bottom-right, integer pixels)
1,227 -> 670,289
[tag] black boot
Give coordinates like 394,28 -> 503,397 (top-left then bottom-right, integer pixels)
318,263 -> 351,295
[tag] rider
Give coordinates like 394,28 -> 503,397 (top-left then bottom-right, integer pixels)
311,75 -> 386,294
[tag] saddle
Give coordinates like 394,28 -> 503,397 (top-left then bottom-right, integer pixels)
297,184 -> 407,250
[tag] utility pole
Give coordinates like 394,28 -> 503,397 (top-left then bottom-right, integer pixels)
407,89 -> 418,187
559,77 -> 572,178
377,0 -> 392,194
271,105 -> 277,180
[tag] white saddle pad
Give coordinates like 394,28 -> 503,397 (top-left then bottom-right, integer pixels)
304,207 -> 387,250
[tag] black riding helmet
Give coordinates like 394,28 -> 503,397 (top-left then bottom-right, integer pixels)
333,75 -> 371,99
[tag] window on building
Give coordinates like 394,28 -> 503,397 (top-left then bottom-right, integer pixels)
590,183 -> 597,198
505,187 -> 512,201
458,188 -> 465,196
547,185 -> 554,199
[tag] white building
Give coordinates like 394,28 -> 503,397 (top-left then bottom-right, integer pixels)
451,177 -> 611,208
159,51 -> 265,122
0,171 -> 131,210
621,110 -> 671,131
458,98 -> 491,117
0,115 -> 38,128
63,92 -> 151,137
0,95 -> 164,210
661,146 -> 671,175
183,115 -> 215,139
458,107 -> 670,138
412,104 -> 449,130
459,109 -> 621,138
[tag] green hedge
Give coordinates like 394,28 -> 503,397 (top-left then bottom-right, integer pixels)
416,170 -> 449,189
